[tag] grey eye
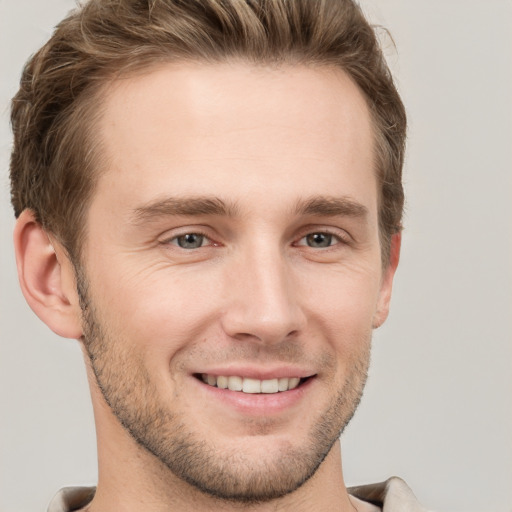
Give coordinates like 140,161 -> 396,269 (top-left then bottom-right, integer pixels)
176,233 -> 205,249
305,233 -> 333,248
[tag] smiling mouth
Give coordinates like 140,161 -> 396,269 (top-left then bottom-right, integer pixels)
195,374 -> 311,394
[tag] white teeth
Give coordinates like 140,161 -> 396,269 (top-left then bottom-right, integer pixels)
278,377 -> 289,391
261,379 -> 279,393
217,375 -> 229,389
200,374 -> 304,393
227,376 -> 243,391
288,377 -> 300,390
242,378 -> 261,393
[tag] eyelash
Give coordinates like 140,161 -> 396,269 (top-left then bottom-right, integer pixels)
164,230 -> 215,249
295,230 -> 348,249
162,228 -> 349,250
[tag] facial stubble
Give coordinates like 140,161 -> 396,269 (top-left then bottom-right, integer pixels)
76,269 -> 371,504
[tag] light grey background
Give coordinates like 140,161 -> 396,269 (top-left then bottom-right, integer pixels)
1,1 -> 511,511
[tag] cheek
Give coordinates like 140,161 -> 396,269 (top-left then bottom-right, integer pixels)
300,261 -> 382,318
299,264 -> 381,352
89,261 -> 223,357
87,248 -> 382,363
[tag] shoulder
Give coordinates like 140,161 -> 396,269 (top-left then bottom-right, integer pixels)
348,476 -> 430,512
47,487 -> 95,512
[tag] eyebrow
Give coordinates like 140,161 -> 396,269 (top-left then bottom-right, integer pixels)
131,194 -> 368,225
131,196 -> 239,224
294,195 -> 369,219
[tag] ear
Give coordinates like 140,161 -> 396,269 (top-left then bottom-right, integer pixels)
372,232 -> 401,329
13,210 -> 83,339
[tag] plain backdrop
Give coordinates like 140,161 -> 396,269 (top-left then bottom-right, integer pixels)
1,1 -> 511,511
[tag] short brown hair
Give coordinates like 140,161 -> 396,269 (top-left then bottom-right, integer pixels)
10,0 -> 406,263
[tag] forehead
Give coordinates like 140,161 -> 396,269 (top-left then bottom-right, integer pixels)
93,61 -> 376,216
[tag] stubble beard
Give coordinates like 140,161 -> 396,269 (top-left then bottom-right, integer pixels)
77,270 -> 371,504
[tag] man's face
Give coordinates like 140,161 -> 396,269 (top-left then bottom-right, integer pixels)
78,62 -> 396,502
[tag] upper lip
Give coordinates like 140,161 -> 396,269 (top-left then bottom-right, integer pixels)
193,365 -> 316,380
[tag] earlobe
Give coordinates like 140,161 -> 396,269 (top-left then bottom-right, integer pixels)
13,210 -> 83,339
372,232 -> 401,329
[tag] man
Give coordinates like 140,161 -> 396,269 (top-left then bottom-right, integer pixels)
9,0 -> 425,510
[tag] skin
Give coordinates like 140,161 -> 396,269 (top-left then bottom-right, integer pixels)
14,62 -> 399,512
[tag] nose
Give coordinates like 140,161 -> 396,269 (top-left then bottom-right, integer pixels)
220,246 -> 306,344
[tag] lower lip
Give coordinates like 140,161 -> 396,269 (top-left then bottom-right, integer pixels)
193,377 -> 315,416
